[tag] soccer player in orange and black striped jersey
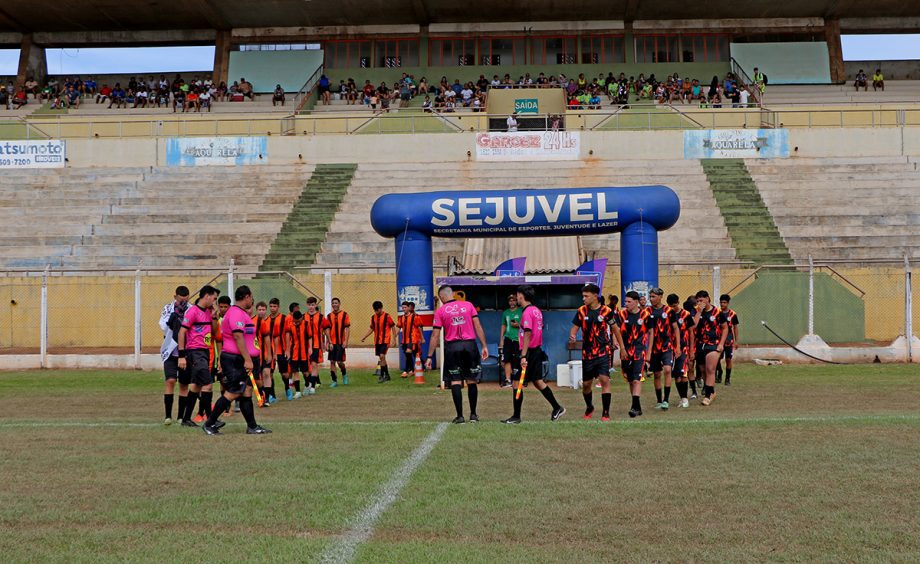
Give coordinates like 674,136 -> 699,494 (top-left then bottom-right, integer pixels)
569,283 -> 615,421
397,301 -> 424,378
303,297 -> 330,394
361,301 -> 396,383
692,290 -> 729,406
647,288 -> 681,410
326,297 -> 350,386
611,291 -> 655,418
286,310 -> 312,396
668,293 -> 695,408
254,302 -> 276,404
267,298 -> 294,399
716,294 -> 740,385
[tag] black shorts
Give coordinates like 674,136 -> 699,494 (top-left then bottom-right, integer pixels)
698,344 -> 720,358
649,350 -> 674,372
621,359 -> 645,382
722,345 -> 734,359
163,355 -> 191,385
275,354 -> 289,374
290,360 -> 309,373
523,348 -> 548,382
220,352 -> 248,395
444,340 -> 482,383
310,348 -> 321,364
502,337 -> 520,365
583,356 -> 610,380
187,349 -> 212,387
375,344 -> 389,356
673,353 -> 688,377
401,343 -> 420,355
328,344 -> 347,363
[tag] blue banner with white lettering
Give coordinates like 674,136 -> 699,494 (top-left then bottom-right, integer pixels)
165,136 -> 268,166
683,129 -> 789,159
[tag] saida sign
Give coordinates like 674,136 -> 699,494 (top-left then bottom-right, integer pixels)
514,98 -> 539,114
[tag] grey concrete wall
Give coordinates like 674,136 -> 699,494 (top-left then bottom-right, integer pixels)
844,60 -> 920,80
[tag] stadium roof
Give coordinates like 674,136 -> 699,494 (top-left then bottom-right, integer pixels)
0,0 -> 917,33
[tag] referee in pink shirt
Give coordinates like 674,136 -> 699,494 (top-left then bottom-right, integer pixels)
425,285 -> 489,424
503,285 -> 565,424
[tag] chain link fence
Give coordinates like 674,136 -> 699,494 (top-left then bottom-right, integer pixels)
0,262 -> 914,364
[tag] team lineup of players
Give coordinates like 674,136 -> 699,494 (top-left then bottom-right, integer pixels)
158,280 -> 739,432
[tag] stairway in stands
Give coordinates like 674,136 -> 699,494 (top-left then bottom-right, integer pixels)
701,159 -> 793,265
259,164 -> 357,272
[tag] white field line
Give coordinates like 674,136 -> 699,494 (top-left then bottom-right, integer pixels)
318,422 -> 448,564
0,414 -> 917,429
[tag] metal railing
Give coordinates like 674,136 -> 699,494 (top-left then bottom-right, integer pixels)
293,65 -> 324,112
2,105 -> 918,139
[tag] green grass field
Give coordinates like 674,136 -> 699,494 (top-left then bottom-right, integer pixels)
1,364 -> 918,563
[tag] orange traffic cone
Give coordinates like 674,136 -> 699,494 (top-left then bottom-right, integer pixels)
413,355 -> 425,385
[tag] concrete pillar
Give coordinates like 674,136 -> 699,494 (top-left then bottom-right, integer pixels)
623,23 -> 636,65
212,29 -> 232,86
824,18 -> 845,84
16,34 -> 47,88
418,25 -> 429,68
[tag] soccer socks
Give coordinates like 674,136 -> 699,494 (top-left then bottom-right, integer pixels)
404,352 -> 414,371
655,388 -> 663,403
200,391 -> 213,417
450,384 -> 463,418
689,379 -> 698,395
601,393 -> 612,415
664,385 -> 671,402
268,386 -> 276,399
239,396 -> 258,429
725,368 -> 732,383
631,395 -> 642,411
583,391 -> 594,409
539,386 -> 561,410
177,396 -> 187,422
164,394 -> 174,419
330,371 -> 337,383
468,383 -> 478,415
704,385 -> 715,398
207,396 -> 231,427
294,380 -> 301,392
676,381 -> 688,399
184,391 -> 199,421
512,390 -> 524,418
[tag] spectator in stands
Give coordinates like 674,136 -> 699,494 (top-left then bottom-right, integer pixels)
753,67 -> 766,98
872,69 -> 885,91
12,86 -> 28,109
84,76 -> 97,95
690,79 -> 703,102
422,95 -> 433,112
272,84 -> 285,106
490,75 -> 501,89
588,89 -> 602,109
125,88 -> 137,108
153,86 -> 170,107
738,86 -> 751,108
361,80 -> 374,106
477,75 -> 489,92
64,85 -> 81,109
507,112 -> 519,132
134,86 -> 149,108
460,82 -> 474,107
0,86 -> 9,110
418,77 -> 431,96
399,80 -> 412,102
239,78 -> 254,101
24,77 -> 39,99
186,88 -> 200,112
109,83 -> 125,108
216,81 -> 227,102
318,74 -> 331,105
95,84 -> 111,105
173,87 -> 186,112
854,69 -> 868,91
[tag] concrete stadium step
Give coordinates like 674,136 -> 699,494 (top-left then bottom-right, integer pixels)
91,223 -> 283,236
101,214 -> 289,224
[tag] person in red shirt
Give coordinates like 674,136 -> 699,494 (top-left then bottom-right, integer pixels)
361,301 -> 396,383
397,301 -> 424,378
303,297 -> 330,394
326,297 -> 351,386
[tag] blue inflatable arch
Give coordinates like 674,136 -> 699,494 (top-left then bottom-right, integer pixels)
371,185 -> 681,337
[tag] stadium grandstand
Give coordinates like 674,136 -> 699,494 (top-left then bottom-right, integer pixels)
0,2 -> 919,561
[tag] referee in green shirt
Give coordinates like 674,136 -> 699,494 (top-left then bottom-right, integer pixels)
499,294 -> 521,388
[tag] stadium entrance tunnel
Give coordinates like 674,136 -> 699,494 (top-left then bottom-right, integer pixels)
371,186 -> 681,360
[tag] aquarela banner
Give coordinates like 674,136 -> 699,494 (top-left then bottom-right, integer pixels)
683,129 -> 789,159
475,131 -> 580,161
0,140 -> 66,168
165,136 -> 268,166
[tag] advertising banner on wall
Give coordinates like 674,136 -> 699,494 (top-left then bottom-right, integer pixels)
0,140 -> 66,168
475,131 -> 580,161
684,129 -> 789,159
165,136 -> 268,166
